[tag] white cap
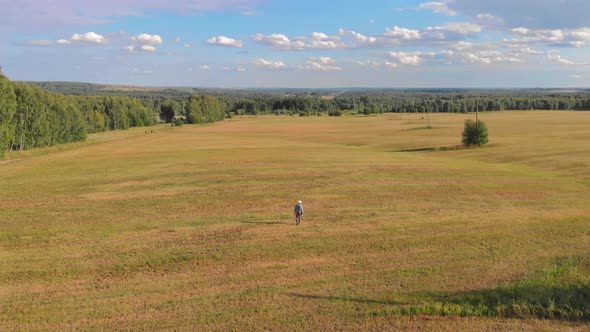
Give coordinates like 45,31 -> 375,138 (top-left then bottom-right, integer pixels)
297,200 -> 302,204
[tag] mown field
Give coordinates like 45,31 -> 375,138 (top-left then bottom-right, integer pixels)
1,111 -> 589,331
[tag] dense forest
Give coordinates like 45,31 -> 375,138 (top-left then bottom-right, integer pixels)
3,75 -> 590,158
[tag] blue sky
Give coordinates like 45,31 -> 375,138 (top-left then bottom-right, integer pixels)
1,0 -> 590,88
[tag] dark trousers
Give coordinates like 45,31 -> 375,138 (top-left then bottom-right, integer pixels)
295,213 -> 302,225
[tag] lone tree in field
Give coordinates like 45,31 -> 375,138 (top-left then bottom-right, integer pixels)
461,119 -> 488,147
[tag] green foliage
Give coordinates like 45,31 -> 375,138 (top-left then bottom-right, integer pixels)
0,74 -> 17,157
186,94 -> 225,124
371,257 -> 590,321
0,74 -> 161,157
174,118 -> 184,126
160,100 -> 180,123
461,119 -> 489,147
328,109 -> 342,116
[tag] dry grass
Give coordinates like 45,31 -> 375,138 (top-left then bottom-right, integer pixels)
1,111 -> 589,330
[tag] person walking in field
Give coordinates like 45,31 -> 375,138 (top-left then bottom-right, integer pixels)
294,200 -> 304,225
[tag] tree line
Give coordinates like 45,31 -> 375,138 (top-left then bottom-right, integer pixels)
0,73 -> 228,158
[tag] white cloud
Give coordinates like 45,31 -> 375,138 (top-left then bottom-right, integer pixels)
384,26 -> 422,40
339,29 -> 377,45
512,27 -> 530,35
518,47 -> 544,55
299,57 -> 342,71
569,28 -> 590,41
418,2 -> 457,16
56,39 -> 71,44
440,22 -> 481,35
184,43 -> 192,48
251,58 -> 287,69
123,44 -> 157,53
356,60 -> 398,70
140,45 -> 156,52
388,51 -> 424,65
308,32 -> 344,49
506,28 -> 564,44
252,33 -> 303,50
130,33 -> 163,45
175,37 -> 181,43
547,54 -> 574,65
207,35 -> 243,48
199,65 -> 210,70
71,32 -> 106,44
570,74 -> 582,79
252,32 -> 342,50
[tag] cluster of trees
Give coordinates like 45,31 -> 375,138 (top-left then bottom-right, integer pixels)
186,95 -> 225,124
1,76 -> 88,157
73,95 -> 156,132
0,73 -> 161,157
0,71 -> 232,158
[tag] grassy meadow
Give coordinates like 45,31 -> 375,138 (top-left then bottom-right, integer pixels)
1,111 -> 589,330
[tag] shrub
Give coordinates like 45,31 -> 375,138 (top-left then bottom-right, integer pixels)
174,118 -> 184,126
462,119 -> 488,147
328,109 -> 343,116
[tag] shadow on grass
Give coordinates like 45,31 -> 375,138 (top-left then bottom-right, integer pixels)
288,293 -> 408,305
371,257 -> 590,321
395,145 -> 465,153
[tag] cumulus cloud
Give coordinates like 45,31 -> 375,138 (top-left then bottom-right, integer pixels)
252,33 -> 303,50
71,32 -> 106,44
418,2 -> 457,16
123,44 -> 157,53
388,51 -> 425,66
440,22 -> 482,35
517,47 -> 545,55
570,28 -> 590,41
384,26 -> 422,40
356,60 -> 398,70
338,29 -> 377,45
308,32 -> 344,49
251,58 -> 287,69
252,32 -> 343,50
199,65 -> 210,70
504,27 -> 590,48
255,22 -> 483,52
547,54 -> 574,65
207,36 -> 243,48
56,39 -> 71,44
130,33 -> 163,45
299,57 -> 342,71
140,45 -> 157,52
